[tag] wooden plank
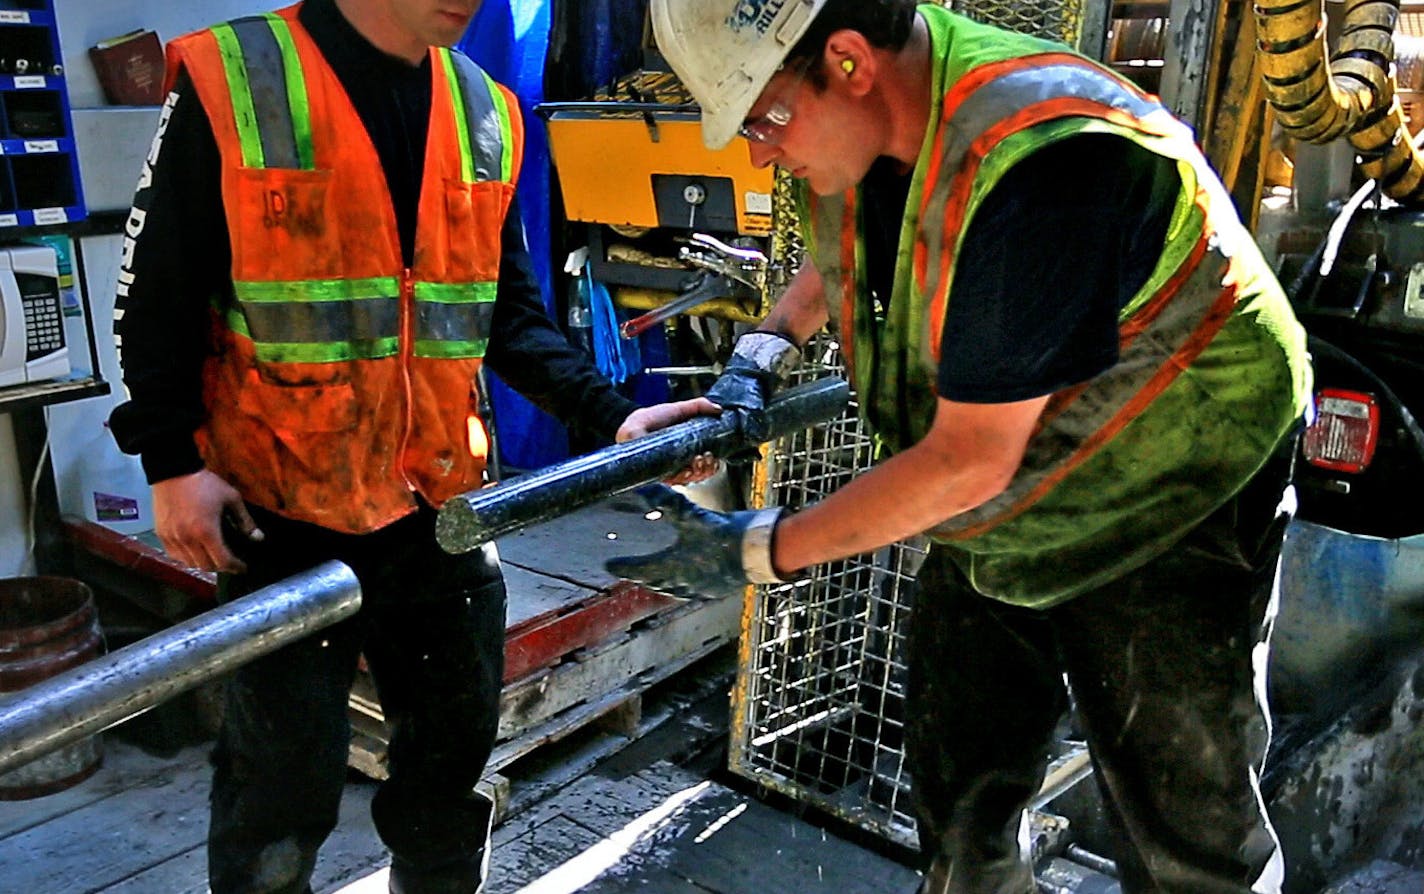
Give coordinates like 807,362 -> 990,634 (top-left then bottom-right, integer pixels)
348,599 -> 736,781
657,786 -> 920,894
508,764 -> 919,894
0,756 -> 212,893
320,813 -> 620,894
102,776 -> 383,894
495,596 -> 739,741
496,761 -> 705,845
0,738 -> 182,839
103,775 -> 385,894
497,654 -> 735,821
102,848 -> 206,894
62,517 -> 217,605
491,815 -> 608,893
503,583 -> 679,683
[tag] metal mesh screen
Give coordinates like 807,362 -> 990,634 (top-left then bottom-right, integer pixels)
729,337 -> 928,849
949,0 -> 1089,47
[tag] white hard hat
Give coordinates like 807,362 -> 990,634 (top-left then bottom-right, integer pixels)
651,0 -> 828,150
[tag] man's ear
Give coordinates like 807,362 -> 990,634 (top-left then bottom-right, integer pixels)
824,29 -> 875,97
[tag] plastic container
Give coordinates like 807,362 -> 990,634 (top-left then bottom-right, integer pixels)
76,422 -> 153,536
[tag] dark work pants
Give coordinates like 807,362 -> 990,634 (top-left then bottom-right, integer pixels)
207,502 -> 507,894
906,444 -> 1295,894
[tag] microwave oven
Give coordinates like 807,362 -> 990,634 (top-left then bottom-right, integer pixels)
0,244 -> 70,388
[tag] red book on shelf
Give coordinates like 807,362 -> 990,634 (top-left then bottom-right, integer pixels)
88,29 -> 164,106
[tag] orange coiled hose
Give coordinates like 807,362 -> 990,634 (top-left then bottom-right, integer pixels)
1256,0 -> 1424,202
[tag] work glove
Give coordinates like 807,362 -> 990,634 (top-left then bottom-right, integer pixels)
705,331 -> 803,442
605,484 -> 786,600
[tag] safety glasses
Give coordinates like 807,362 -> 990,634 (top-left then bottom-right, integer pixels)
738,59 -> 815,146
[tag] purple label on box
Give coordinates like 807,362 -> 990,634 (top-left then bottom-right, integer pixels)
94,491 -> 140,522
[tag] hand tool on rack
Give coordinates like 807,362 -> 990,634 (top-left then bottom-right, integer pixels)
619,233 -> 774,339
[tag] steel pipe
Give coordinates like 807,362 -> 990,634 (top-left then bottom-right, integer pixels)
0,561 -> 361,776
437,376 -> 851,553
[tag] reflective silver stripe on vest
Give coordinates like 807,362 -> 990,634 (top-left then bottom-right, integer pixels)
446,52 -> 506,183
238,296 -> 401,346
931,236 -> 1228,538
227,16 -> 301,170
919,61 -> 1183,328
915,61 -> 1223,536
415,300 -> 497,344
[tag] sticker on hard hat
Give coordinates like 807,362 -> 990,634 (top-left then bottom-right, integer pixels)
726,0 -> 790,36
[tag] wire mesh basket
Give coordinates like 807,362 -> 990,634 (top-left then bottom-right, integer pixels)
731,337 -> 928,849
950,0 -> 1092,47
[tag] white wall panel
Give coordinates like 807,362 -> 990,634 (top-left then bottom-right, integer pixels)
55,0 -> 273,109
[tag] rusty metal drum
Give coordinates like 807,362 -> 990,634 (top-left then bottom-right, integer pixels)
0,576 -> 104,799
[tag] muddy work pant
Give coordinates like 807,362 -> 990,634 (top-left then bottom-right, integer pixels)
907,446 -> 1294,894
207,502 -> 507,894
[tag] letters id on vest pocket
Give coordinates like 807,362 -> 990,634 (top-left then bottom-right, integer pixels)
232,167 -> 341,282
443,179 -> 514,282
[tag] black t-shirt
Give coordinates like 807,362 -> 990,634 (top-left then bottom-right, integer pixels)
109,0 -> 637,483
859,133 -> 1180,404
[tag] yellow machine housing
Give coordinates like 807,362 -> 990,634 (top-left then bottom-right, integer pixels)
545,105 -> 775,237
540,70 -> 778,328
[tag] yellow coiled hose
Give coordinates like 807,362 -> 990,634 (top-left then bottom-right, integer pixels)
1257,0 -> 1424,201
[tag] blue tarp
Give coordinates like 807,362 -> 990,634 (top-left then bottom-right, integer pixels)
460,0 -> 569,470
562,0 -> 648,97
461,0 -> 669,468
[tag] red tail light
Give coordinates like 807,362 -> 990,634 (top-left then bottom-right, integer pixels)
1303,388 -> 1380,474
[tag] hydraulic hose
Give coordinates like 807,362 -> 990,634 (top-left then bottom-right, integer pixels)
1257,0 -> 1424,203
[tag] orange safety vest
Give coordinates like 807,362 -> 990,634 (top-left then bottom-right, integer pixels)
167,3 -> 524,534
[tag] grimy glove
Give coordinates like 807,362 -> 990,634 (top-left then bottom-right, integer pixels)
705,331 -> 802,442
605,484 -> 786,600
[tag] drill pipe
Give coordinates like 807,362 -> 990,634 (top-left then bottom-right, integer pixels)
0,561 -> 361,776
436,376 -> 851,554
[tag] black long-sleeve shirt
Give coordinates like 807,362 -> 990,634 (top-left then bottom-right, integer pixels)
109,0 -> 637,484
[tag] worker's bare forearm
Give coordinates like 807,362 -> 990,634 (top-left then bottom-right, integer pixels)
772,443 -> 999,573
770,394 -> 1050,575
758,265 -> 830,345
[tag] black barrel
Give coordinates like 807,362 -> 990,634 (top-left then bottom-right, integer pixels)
0,576 -> 104,799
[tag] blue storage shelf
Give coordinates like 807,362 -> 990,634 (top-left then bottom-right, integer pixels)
0,9 -> 53,28
0,0 -> 86,231
0,134 -> 71,154
0,74 -> 61,89
0,203 -> 83,228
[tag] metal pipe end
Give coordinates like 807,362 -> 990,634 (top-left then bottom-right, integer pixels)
435,500 -> 484,555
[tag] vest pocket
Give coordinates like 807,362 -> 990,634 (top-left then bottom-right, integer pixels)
443,178 -> 514,281
231,167 -> 342,282
235,373 -> 358,436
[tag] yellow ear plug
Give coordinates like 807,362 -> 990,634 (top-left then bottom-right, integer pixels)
841,59 -> 856,75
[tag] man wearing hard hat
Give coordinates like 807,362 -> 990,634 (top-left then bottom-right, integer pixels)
608,1 -> 1313,892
